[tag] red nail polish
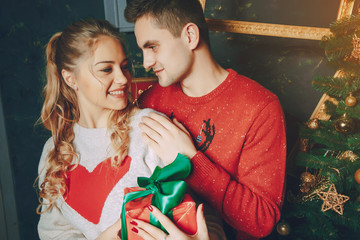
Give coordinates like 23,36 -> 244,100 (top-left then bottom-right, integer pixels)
131,227 -> 138,233
147,205 -> 153,212
130,220 -> 137,226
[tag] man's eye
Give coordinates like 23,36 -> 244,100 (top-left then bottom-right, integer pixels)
101,68 -> 112,73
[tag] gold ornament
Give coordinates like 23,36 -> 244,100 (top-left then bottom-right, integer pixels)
337,150 -> 358,162
351,34 -> 360,61
300,171 -> 316,193
301,172 -> 316,185
345,92 -> 357,107
345,34 -> 360,63
307,118 -> 319,130
298,175 -> 330,202
317,184 -> 350,215
333,113 -> 354,134
276,221 -> 290,236
355,169 -> 360,184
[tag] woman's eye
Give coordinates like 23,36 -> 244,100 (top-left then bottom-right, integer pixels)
101,68 -> 112,73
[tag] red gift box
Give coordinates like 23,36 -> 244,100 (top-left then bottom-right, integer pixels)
123,187 -> 197,240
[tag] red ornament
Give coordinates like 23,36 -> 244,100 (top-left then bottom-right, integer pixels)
355,169 -> 360,184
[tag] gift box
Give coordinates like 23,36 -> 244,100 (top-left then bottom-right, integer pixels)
120,154 -> 197,240
124,188 -> 197,240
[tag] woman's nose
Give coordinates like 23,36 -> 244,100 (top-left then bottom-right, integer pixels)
113,68 -> 128,84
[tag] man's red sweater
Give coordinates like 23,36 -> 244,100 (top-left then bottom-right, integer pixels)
137,69 -> 287,239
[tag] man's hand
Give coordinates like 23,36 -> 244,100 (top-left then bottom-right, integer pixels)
139,112 -> 197,164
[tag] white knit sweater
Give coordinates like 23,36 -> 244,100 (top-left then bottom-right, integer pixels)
37,108 -> 164,240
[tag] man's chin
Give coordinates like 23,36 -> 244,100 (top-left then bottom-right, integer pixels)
158,75 -> 180,87
158,79 -> 173,88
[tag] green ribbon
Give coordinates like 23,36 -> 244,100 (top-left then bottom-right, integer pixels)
120,154 -> 191,240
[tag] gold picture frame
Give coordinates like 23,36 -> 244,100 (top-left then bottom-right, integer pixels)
199,0 -> 355,120
200,0 -> 353,40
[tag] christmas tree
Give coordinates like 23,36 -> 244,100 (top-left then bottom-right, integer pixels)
275,14 -> 360,240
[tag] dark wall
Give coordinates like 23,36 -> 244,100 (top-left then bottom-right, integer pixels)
0,1 -> 104,239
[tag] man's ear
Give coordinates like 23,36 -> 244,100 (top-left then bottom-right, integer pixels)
182,23 -> 200,50
61,69 -> 77,90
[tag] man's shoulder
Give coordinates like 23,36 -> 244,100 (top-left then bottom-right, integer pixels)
137,82 -> 174,108
228,69 -> 279,102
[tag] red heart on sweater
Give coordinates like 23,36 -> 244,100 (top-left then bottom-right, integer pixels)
63,156 -> 131,224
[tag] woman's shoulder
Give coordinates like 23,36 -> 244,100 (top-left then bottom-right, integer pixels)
42,137 -> 54,149
129,107 -> 164,125
38,137 -> 54,179
133,107 -> 162,116
40,137 -> 54,160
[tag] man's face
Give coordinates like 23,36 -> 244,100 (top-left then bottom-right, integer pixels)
134,15 -> 192,87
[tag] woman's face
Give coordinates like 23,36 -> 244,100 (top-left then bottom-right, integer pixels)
73,36 -> 131,120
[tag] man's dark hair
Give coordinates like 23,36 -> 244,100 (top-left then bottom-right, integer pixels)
124,0 -> 210,46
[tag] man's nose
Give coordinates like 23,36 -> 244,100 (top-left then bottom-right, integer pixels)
143,51 -> 155,70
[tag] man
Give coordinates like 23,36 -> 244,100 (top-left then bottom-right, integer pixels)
125,0 -> 287,239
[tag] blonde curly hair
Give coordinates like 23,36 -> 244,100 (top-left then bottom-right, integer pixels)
37,19 -> 136,214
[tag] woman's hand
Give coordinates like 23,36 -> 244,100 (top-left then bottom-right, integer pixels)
129,204 -> 210,240
96,218 -> 121,240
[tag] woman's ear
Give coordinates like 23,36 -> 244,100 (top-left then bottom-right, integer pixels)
61,69 -> 78,91
182,23 -> 200,50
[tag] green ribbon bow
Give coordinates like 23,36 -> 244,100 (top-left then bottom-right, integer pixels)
120,153 -> 191,240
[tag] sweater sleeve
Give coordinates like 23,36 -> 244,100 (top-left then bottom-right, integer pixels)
186,100 -> 287,238
37,139 -> 86,240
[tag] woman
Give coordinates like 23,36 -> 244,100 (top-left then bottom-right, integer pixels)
36,19 -> 215,240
